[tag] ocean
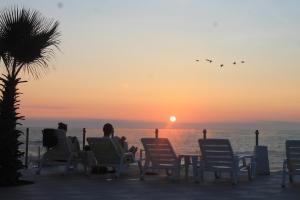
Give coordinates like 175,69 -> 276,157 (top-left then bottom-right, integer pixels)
19,127 -> 300,172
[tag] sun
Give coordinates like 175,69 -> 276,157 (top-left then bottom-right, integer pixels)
169,116 -> 176,122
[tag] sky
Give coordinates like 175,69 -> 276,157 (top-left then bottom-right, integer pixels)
1,0 -> 300,126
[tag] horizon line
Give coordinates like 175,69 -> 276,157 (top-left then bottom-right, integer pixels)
21,117 -> 300,130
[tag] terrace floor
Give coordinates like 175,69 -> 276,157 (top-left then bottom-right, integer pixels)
1,165 -> 300,200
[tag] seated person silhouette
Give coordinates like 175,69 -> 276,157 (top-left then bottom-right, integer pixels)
102,123 -> 138,157
58,122 -> 68,132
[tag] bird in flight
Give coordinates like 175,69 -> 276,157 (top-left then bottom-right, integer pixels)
220,64 -> 224,67
205,59 -> 213,63
233,61 -> 236,65
241,61 -> 245,63
195,59 -> 199,62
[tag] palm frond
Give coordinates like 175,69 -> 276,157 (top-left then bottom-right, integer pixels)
0,7 -> 60,78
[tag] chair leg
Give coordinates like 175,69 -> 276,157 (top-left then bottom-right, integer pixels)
215,171 -> 221,179
74,162 -> 79,172
289,174 -> 294,183
170,167 -> 180,181
140,160 -> 149,180
140,170 -> 145,180
247,165 -> 252,181
36,167 -> 41,175
115,169 -> 121,178
64,157 -> 73,175
199,170 -> 204,183
36,157 -> 44,175
175,166 -> 181,178
251,159 -> 256,178
139,167 -> 145,180
282,171 -> 286,188
231,172 -> 238,185
84,165 -> 91,176
166,169 -> 172,176
192,163 -> 198,181
137,160 -> 142,174
196,161 -> 204,183
115,163 -> 124,178
281,160 -> 287,188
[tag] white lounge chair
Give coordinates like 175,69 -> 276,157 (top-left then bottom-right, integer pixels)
282,140 -> 300,187
140,138 -> 181,180
198,139 -> 254,185
37,129 -> 86,175
86,137 -> 136,177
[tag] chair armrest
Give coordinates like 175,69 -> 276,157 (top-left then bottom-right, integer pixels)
283,158 -> 287,169
192,158 -> 203,169
139,149 -> 146,161
123,152 -> 134,160
281,158 -> 288,187
233,154 -> 245,162
234,154 -> 256,177
124,152 -> 133,156
282,159 -> 288,174
242,155 -> 255,159
234,154 -> 254,164
233,155 -> 249,169
120,152 -> 135,164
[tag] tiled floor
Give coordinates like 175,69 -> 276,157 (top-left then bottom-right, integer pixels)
1,167 -> 299,200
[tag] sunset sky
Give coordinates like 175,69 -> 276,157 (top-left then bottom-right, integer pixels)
2,0 -> 300,124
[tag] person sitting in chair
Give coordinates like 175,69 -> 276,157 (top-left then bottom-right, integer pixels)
58,122 -> 68,132
102,123 -> 138,156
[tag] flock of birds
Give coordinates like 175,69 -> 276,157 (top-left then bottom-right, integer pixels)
195,59 -> 245,67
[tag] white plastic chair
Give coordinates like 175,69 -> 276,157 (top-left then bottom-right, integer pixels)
140,138 -> 181,180
282,140 -> 300,187
37,129 -> 86,175
87,137 -> 137,177
198,139 -> 254,185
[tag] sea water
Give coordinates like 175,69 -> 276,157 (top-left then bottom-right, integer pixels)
19,127 -> 300,172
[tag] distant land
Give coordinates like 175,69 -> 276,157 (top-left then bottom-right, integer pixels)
21,118 -> 300,131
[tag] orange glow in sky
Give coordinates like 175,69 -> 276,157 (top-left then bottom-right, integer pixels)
2,0 -> 300,124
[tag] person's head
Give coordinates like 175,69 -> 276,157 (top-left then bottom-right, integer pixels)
58,122 -> 68,131
103,123 -> 114,137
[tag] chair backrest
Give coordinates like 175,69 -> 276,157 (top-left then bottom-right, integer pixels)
87,137 -> 122,165
113,136 -> 129,152
67,136 -> 81,154
286,140 -> 300,171
112,137 -> 127,154
42,129 -> 70,161
141,138 -> 177,166
199,139 -> 234,170
42,129 -> 58,148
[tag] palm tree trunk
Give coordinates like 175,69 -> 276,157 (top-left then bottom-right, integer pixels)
0,74 -> 24,185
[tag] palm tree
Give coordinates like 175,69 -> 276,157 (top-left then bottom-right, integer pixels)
0,7 -> 60,185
